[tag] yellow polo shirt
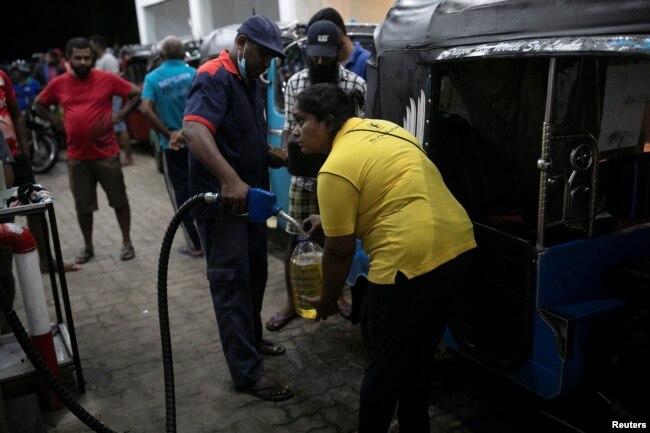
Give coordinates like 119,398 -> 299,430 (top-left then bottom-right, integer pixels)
318,118 -> 476,284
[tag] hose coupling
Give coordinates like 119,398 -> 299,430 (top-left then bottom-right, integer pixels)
203,193 -> 221,203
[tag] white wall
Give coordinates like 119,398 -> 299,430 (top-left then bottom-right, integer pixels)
188,0 -> 214,40
134,0 -> 393,44
147,0 -> 192,41
208,0 -> 280,32
278,0 -> 393,24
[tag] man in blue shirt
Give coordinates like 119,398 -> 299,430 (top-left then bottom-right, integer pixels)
345,40 -> 372,81
9,61 -> 41,112
140,36 -> 202,257
182,16 -> 293,402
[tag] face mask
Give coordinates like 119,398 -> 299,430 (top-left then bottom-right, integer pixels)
237,41 -> 248,80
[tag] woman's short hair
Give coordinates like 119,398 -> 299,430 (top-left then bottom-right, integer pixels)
296,83 -> 364,132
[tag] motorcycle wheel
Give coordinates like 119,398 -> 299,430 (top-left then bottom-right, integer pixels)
30,132 -> 60,174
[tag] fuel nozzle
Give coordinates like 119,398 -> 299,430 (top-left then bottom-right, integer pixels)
247,188 -> 281,222
247,188 -> 307,236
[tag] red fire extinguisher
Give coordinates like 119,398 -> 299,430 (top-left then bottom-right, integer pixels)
0,223 -> 62,410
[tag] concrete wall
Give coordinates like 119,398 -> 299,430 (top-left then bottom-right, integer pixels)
209,1 -> 280,32
278,0 -> 393,24
145,0 -> 192,42
134,0 -> 393,44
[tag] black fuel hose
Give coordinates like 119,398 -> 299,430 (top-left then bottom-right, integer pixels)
157,192 -> 219,433
0,192 -> 218,433
0,282 -> 118,433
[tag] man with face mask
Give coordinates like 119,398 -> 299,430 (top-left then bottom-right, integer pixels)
35,37 -> 141,264
182,15 -> 294,402
265,20 -> 366,333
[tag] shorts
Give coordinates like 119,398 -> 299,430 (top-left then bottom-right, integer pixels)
68,156 -> 128,214
10,153 -> 37,186
112,96 -> 127,133
286,176 -> 319,235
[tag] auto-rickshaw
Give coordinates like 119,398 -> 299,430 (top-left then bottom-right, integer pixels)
365,0 -> 650,411
119,43 -> 156,147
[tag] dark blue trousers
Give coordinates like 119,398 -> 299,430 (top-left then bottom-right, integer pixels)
358,251 -> 472,433
163,148 -> 201,251
196,214 -> 268,387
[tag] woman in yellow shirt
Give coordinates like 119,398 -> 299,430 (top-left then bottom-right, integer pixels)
295,83 -> 476,433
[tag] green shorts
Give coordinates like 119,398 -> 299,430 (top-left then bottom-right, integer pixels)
68,156 -> 128,214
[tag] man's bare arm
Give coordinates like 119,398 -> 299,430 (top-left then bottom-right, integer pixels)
114,85 -> 141,124
8,100 -> 29,156
183,121 -> 249,213
34,99 -> 62,131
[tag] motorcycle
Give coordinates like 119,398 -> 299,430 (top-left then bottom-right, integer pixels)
25,107 -> 61,174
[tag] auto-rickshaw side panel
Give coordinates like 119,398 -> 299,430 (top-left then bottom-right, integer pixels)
446,223 -> 537,372
531,225 -> 650,397
370,0 -> 650,405
367,50 -> 428,134
375,0 -> 650,57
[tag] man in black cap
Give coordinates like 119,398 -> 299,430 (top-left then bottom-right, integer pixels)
182,15 -> 293,401
265,19 -> 366,333
308,7 -> 372,80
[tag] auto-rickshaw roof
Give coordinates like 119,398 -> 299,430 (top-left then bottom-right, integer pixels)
375,0 -> 650,57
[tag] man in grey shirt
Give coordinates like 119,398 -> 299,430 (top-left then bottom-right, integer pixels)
90,34 -> 134,166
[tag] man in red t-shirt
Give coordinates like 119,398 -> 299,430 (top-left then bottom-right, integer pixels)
0,70 -> 28,164
36,37 -> 141,264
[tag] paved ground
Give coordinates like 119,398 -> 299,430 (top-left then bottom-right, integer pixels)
6,148 -> 385,433
3,147 -> 618,432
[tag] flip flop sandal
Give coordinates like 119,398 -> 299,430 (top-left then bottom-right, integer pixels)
120,244 -> 135,261
257,340 -> 286,356
234,376 -> 294,402
74,247 -> 94,264
62,262 -> 81,272
178,246 -> 203,257
41,261 -> 81,273
339,302 -> 353,320
265,311 -> 298,332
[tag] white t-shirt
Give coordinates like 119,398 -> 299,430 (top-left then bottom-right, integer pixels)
95,52 -> 120,74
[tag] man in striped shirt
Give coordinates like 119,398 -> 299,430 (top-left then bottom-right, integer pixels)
265,20 -> 366,332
